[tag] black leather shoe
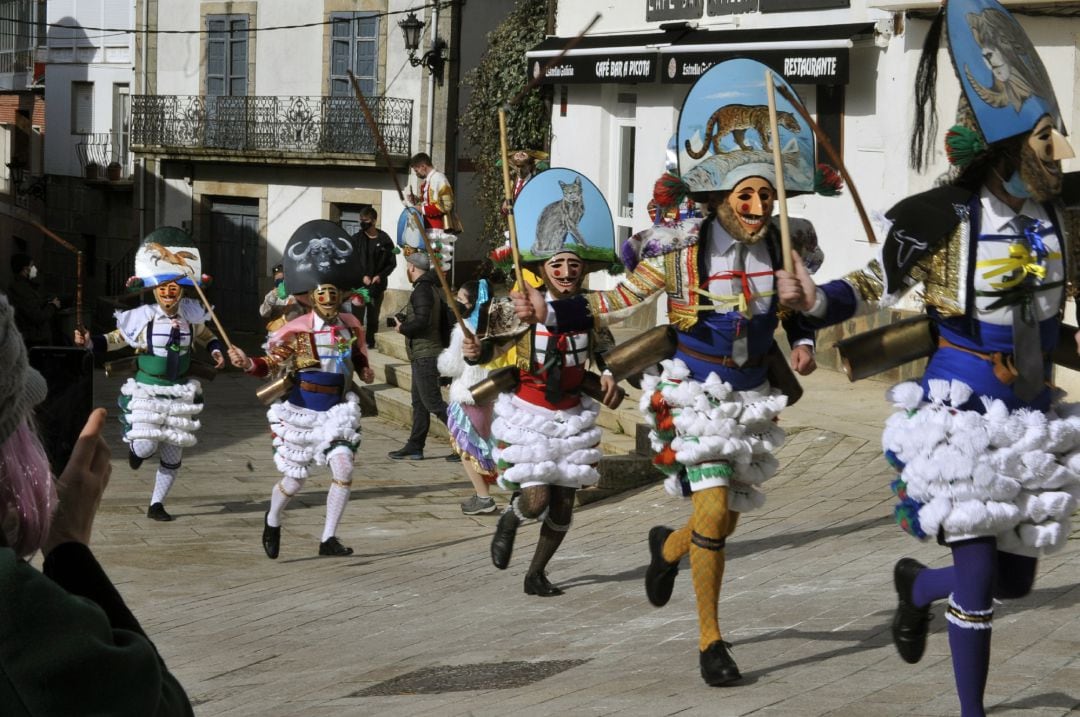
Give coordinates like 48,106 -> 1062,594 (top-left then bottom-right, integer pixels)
490,508 -> 520,570
700,640 -> 742,686
262,512 -> 280,560
388,447 -> 423,460
524,571 -> 564,597
147,502 -> 173,522
892,557 -> 931,664
129,447 -> 144,470
645,525 -> 679,607
318,536 -> 354,557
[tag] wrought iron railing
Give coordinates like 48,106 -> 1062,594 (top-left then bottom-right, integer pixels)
76,132 -> 132,180
130,94 -> 413,156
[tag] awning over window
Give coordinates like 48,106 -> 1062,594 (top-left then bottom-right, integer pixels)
525,22 -> 875,86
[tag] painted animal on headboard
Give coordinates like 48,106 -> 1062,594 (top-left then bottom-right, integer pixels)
684,104 -> 801,159
532,176 -> 587,255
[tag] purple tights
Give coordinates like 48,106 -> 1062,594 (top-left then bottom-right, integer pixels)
908,538 -> 1037,717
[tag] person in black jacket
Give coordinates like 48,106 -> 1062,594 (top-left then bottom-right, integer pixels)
7,253 -> 60,348
0,294 -> 194,715
387,253 -> 451,461
355,206 -> 397,349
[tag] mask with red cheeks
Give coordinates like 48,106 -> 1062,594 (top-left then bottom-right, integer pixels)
717,177 -> 776,244
541,254 -> 585,298
153,282 -> 182,314
310,284 -> 341,320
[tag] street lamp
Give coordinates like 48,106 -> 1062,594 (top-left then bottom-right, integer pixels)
398,11 -> 446,83
5,158 -> 46,203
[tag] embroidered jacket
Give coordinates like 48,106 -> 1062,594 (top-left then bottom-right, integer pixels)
811,186 -> 1075,327
548,217 -> 816,349
248,312 -> 369,379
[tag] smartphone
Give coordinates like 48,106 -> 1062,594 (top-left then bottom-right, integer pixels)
28,347 -> 94,476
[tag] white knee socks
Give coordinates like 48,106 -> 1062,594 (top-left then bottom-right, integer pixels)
322,448 -> 354,542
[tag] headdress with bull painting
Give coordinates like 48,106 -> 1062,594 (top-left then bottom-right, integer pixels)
282,220 -> 364,295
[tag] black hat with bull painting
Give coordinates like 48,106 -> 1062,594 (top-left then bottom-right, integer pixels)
281,220 -> 364,295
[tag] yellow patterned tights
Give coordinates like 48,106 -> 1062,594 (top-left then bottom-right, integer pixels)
661,485 -> 740,651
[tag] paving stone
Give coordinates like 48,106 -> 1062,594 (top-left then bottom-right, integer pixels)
56,361 -> 1080,715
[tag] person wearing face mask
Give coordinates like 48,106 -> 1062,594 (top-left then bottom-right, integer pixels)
777,3 -> 1080,715
228,220 -> 375,559
462,168 -> 626,598
7,252 -> 61,348
354,206 -> 397,349
74,228 -> 224,523
510,61 -> 841,685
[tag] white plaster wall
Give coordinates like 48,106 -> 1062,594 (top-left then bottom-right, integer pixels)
44,64 -> 134,176
153,3 -> 200,95
265,185 -> 323,267
556,0 -> 890,35
161,176 -> 191,228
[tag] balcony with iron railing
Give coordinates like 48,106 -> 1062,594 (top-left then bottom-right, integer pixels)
130,94 -> 413,160
76,132 -> 133,183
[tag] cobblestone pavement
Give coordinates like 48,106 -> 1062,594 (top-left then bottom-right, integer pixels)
47,365 -> 1079,716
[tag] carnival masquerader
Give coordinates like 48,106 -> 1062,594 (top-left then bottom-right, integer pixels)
513,59 -> 840,686
440,279 -> 508,515
228,220 -> 375,559
777,2 -> 1080,714
462,168 -> 625,597
75,228 -> 224,523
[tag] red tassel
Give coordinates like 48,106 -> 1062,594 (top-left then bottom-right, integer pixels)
653,172 -> 688,208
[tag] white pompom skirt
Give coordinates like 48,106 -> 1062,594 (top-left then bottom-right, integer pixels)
641,358 -> 788,514
491,392 -> 602,491
883,379 -> 1080,556
268,394 -> 362,480
120,378 -> 203,448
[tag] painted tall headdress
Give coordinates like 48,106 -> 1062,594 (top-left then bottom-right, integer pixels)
396,207 -> 453,272
131,227 -> 205,288
675,58 -> 819,197
913,0 -> 1068,170
511,167 -> 617,273
282,220 -> 363,295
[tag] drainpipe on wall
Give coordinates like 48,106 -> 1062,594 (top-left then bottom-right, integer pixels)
426,1 -> 439,158
139,0 -> 149,240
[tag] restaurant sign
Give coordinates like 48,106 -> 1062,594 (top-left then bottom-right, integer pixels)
661,47 -> 847,84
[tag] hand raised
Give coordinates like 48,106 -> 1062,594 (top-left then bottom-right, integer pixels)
43,409 -> 112,555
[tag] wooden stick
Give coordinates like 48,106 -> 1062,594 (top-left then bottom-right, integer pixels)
346,70 -> 471,337
498,107 -> 525,289
765,71 -> 793,273
186,278 -> 233,350
507,13 -> 601,108
775,84 -> 877,244
29,220 -> 85,330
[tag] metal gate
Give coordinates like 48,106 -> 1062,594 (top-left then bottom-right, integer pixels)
208,199 -> 260,333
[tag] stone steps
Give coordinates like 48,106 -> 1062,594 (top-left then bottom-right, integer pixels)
361,331 -> 659,504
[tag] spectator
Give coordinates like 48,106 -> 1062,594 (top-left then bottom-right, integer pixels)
259,263 -> 302,333
0,294 -> 195,715
355,206 -> 397,349
7,253 -> 60,348
387,253 -> 451,461
438,280 -> 499,514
